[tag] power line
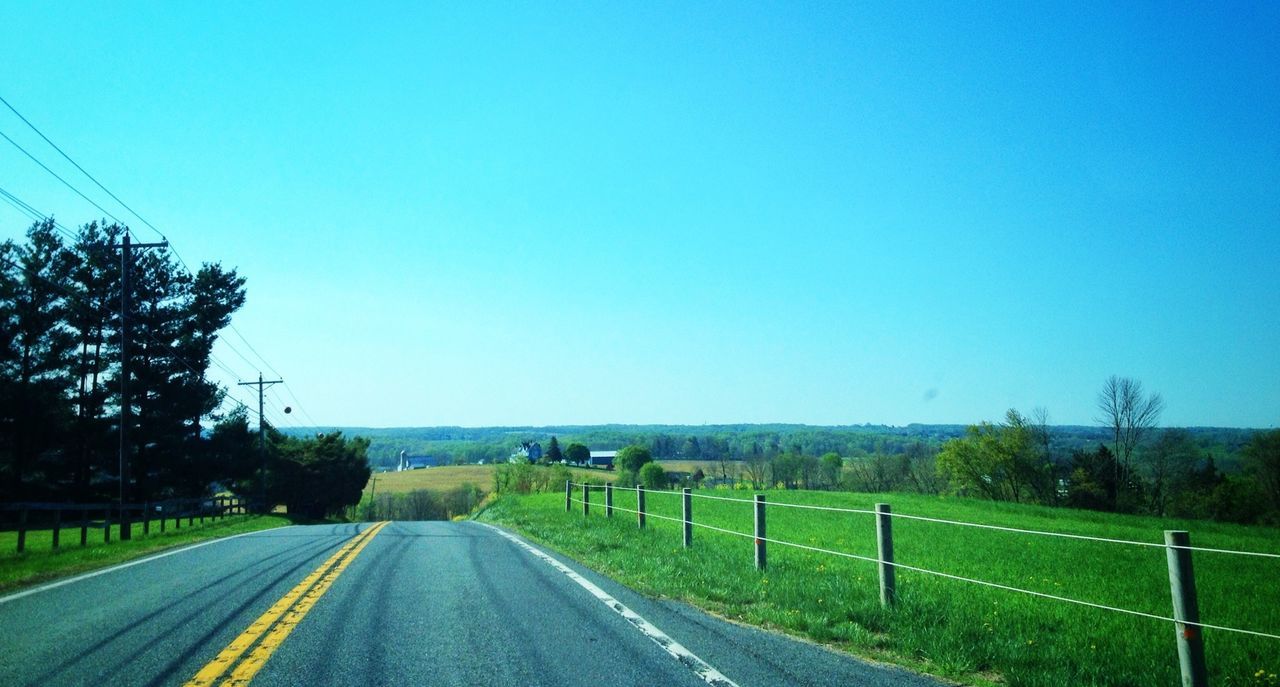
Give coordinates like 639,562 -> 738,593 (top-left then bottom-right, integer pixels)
0,251 -> 252,411
0,184 -> 263,405
0,95 -> 311,425
0,95 -> 168,247
0,126 -> 126,226
1,96 -> 314,432
0,186 -> 80,244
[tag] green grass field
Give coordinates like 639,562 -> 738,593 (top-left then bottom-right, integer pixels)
364,464 -> 615,497
478,488 -> 1280,687
0,514 -> 293,594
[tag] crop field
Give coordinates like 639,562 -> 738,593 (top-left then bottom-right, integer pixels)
365,464 -> 615,497
479,489 -> 1280,687
653,459 -> 730,475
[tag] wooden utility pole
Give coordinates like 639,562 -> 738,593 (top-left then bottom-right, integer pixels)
113,233 -> 167,540
239,373 -> 282,512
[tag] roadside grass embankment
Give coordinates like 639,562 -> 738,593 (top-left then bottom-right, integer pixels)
478,489 -> 1280,687
0,514 -> 294,595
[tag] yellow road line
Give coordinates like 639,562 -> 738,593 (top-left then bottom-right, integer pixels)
184,522 -> 389,687
220,520 -> 388,686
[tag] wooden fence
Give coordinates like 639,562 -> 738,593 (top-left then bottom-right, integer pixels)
1,496 -> 248,553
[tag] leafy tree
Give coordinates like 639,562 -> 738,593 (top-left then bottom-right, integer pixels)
1141,428 -> 1200,516
565,442 -> 590,466
208,407 -> 260,490
546,435 -> 563,463
616,445 -> 652,473
639,462 -> 666,490
271,431 -> 372,518
820,452 -> 843,489
937,409 -> 1055,503
770,452 -> 801,488
1243,429 -> 1280,516
1066,444 -> 1142,511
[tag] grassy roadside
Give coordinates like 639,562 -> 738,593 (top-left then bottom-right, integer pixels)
478,490 -> 1280,687
0,514 -> 294,595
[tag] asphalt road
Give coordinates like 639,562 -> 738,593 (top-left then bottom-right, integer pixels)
0,521 -> 946,687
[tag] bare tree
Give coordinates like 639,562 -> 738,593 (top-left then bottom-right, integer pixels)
1096,375 -> 1164,507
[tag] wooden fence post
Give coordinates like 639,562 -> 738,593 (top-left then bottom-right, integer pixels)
682,488 -> 692,548
754,495 -> 766,571
636,485 -> 646,529
160,505 -> 166,533
52,508 -> 61,549
1165,530 -> 1208,687
80,510 -> 88,546
565,480 -> 571,513
17,508 -> 28,553
876,503 -> 896,608
143,503 -> 151,535
605,483 -> 614,518
582,484 -> 589,518
103,509 -> 111,543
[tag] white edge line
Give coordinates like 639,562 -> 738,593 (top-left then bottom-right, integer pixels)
0,524 -> 301,606
478,522 -> 739,687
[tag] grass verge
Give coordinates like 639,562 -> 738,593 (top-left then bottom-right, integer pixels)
0,514 -> 294,595
478,490 -> 1280,687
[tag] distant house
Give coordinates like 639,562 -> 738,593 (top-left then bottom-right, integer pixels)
398,451 -> 447,471
588,450 -> 616,470
510,441 -> 544,464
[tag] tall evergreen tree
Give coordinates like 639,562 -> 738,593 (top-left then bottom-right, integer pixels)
0,221 -> 77,499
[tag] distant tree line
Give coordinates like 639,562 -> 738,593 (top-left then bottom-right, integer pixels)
1,219 -> 369,516
935,377 -> 1280,524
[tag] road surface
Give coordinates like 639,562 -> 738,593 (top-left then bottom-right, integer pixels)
0,521 -> 945,686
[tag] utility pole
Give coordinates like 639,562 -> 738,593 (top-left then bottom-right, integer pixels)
114,232 -> 167,540
239,373 -> 282,512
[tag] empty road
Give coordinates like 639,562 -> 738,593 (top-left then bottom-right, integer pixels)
0,521 -> 944,686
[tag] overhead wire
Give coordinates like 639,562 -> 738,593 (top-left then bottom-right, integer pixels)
568,490 -> 1280,641
0,96 -> 316,423
0,127 -> 126,226
0,250 -> 255,421
0,187 -> 254,397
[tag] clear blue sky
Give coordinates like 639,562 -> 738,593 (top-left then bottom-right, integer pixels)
2,3 -> 1277,429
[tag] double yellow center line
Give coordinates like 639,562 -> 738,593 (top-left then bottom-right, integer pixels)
184,521 -> 390,687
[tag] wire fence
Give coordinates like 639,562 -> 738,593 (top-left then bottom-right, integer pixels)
564,481 -> 1280,653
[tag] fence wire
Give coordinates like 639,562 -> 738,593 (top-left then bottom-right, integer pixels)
566,482 -> 1280,559
564,485 -> 1280,641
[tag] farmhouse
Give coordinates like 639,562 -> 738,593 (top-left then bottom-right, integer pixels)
397,451 -> 447,471
510,441 -> 543,463
588,450 -> 616,469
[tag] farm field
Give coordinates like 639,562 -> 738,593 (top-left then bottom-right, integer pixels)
364,464 -> 615,497
653,459 -> 730,475
478,488 -> 1280,687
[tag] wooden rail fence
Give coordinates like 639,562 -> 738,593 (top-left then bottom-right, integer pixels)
2,496 -> 248,554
